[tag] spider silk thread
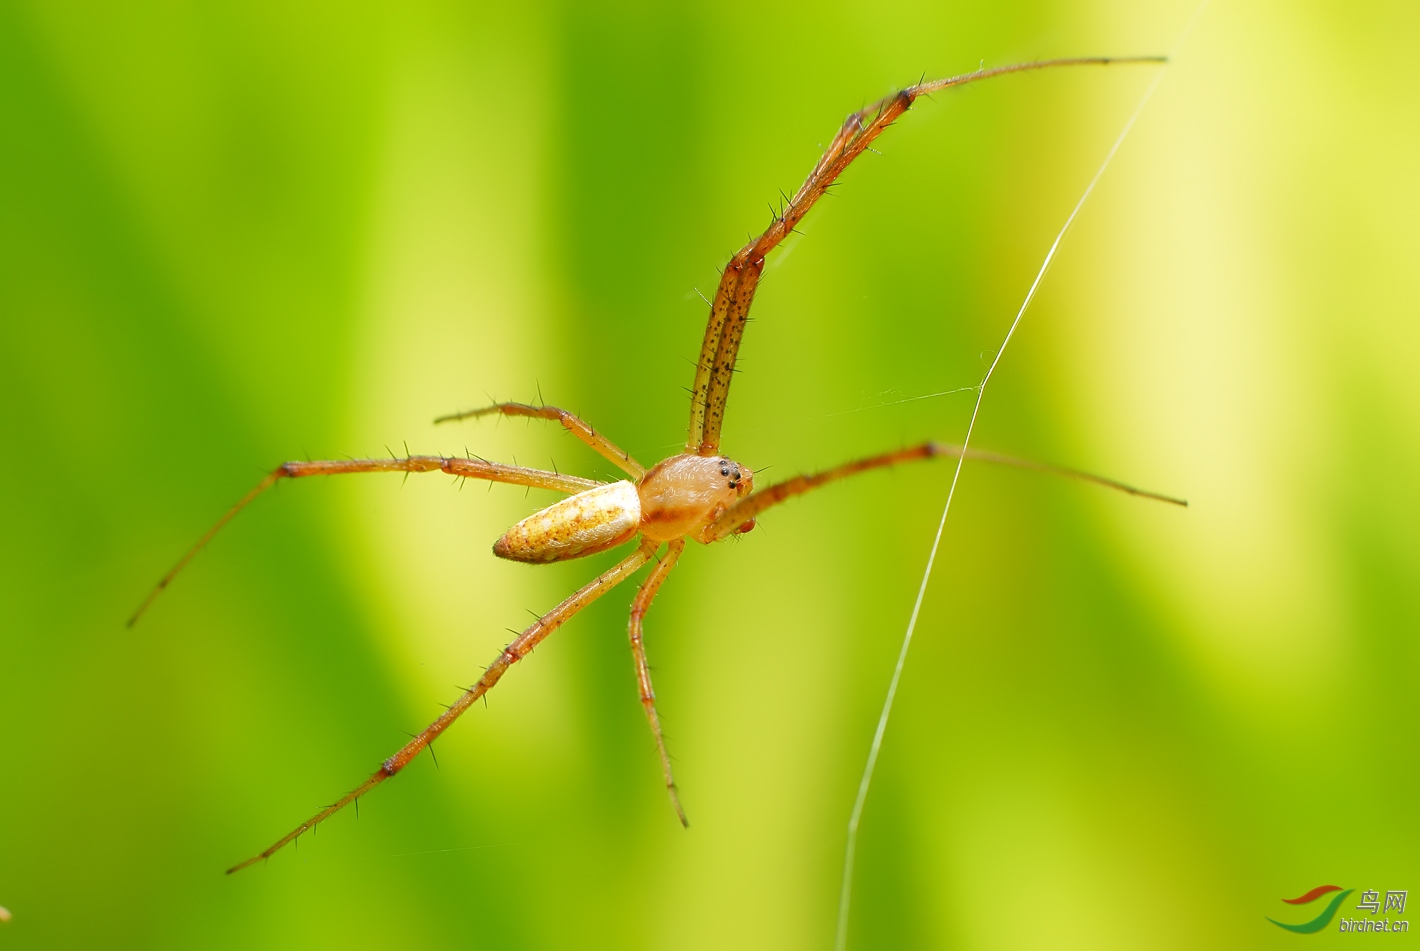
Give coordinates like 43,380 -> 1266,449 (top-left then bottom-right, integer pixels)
832,6 -> 1209,948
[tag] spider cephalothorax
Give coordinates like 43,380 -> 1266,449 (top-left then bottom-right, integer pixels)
636,453 -> 754,543
128,55 -> 1176,873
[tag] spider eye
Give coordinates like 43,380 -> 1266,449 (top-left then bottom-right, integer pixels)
720,467 -> 729,476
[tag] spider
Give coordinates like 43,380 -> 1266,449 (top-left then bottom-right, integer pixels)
130,55 -> 1176,875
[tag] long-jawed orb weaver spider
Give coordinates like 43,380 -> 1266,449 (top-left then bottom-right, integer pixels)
130,55 -> 1180,875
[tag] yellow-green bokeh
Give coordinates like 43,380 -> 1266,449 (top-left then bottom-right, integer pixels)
2,1 -> 1416,948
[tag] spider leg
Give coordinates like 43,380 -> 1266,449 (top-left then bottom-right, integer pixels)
128,455 -> 601,626
686,55 -> 1165,457
225,539 -> 658,874
627,538 -> 688,826
704,441 -> 1185,542
435,401 -> 644,479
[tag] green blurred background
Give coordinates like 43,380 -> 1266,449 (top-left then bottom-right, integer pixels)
2,0 -> 1416,947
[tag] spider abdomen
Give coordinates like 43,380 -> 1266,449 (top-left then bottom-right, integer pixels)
494,480 -> 641,563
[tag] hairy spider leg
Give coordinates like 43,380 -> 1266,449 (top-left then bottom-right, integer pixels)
705,441 -> 1185,543
686,55 -> 1166,457
226,539 -> 659,874
435,401 -> 645,479
127,455 -> 601,627
628,538 -> 688,826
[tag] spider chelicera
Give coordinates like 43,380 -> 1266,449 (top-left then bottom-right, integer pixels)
130,55 -> 1177,874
